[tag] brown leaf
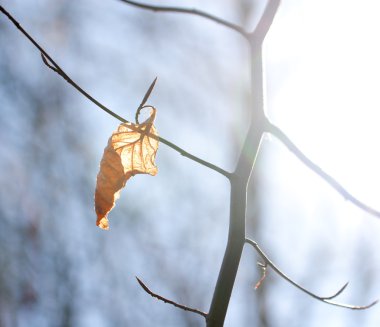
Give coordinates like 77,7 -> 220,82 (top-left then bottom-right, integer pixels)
94,108 -> 158,230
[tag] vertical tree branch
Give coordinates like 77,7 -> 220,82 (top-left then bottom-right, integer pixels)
207,1 -> 280,326
207,177 -> 248,326
207,42 -> 265,327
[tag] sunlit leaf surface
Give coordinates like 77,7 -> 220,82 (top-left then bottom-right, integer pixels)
95,108 -> 158,230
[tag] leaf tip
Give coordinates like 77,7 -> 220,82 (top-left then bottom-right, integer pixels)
97,217 -> 110,230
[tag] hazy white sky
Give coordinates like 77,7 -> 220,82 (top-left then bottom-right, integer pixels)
266,0 -> 380,210
257,2 -> 380,325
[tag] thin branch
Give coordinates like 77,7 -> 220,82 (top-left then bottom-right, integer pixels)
0,5 -> 231,179
136,277 -> 208,319
0,5 -> 126,122
245,238 -> 378,310
265,119 -> 380,219
117,0 -> 250,39
158,136 -> 232,178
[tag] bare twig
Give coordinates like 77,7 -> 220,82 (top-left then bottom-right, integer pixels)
137,77 -> 157,113
254,261 -> 268,290
136,277 -> 208,319
265,119 -> 380,219
0,5 -> 231,179
158,136 -> 231,178
0,5 -> 126,123
245,238 -> 378,310
117,0 -> 250,39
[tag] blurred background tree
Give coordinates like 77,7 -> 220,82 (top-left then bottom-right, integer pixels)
1,1 -> 380,326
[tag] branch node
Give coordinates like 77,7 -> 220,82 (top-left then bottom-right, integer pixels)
40,53 -> 57,72
321,282 -> 349,300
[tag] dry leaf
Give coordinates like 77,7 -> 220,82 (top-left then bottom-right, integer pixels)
95,108 -> 158,230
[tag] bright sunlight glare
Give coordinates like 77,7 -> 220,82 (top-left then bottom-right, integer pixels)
265,0 -> 380,215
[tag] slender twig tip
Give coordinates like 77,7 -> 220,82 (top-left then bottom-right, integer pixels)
135,276 -> 149,292
138,77 -> 158,109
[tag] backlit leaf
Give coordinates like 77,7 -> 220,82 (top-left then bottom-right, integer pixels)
95,108 -> 158,230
